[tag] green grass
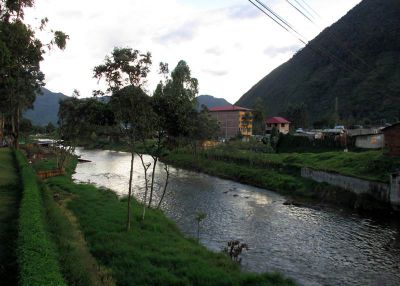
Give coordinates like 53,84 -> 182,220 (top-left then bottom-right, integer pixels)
191,148 -> 399,183
0,148 -> 18,186
42,184 -> 115,286
47,175 -> 295,286
15,151 -> 67,286
0,148 -> 20,285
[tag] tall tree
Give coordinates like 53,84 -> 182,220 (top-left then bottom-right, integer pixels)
0,0 -> 68,147
94,47 -> 152,230
252,97 -> 266,135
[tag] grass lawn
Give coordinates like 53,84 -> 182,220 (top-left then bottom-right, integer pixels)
47,175 -> 295,286
0,148 -> 20,285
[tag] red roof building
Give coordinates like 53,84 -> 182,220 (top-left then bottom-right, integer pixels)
382,123 -> 400,157
209,105 -> 253,139
266,117 -> 291,134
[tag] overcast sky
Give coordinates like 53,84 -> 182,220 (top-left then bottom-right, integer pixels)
25,0 -> 361,103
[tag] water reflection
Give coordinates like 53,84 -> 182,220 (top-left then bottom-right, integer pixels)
73,148 -> 400,286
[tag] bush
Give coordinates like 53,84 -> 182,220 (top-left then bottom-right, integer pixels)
15,151 -> 67,286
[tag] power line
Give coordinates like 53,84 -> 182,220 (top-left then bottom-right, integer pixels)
285,0 -> 372,72
298,0 -> 322,19
286,0 -> 315,23
248,0 -> 307,44
247,0 -> 366,76
293,0 -> 315,19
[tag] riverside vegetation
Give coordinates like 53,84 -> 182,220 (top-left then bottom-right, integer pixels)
0,148 -> 295,285
163,142 -> 400,211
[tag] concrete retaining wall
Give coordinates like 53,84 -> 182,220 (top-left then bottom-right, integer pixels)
301,167 -> 391,204
390,173 -> 400,210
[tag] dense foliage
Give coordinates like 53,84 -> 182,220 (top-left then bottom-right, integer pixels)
0,0 -> 68,147
15,151 -> 66,286
237,0 -> 400,125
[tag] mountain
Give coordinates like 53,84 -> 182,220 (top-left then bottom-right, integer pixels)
196,95 -> 231,110
236,0 -> 400,124
24,88 -> 68,126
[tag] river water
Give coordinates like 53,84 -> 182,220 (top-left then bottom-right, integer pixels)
72,148 -> 400,286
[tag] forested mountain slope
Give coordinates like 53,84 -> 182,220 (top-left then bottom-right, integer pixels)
237,0 -> 400,124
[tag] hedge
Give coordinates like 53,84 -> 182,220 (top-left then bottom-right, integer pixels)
15,151 -> 67,286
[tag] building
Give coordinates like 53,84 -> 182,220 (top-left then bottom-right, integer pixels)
209,105 -> 253,139
266,117 -> 291,134
354,133 -> 384,149
382,123 -> 400,156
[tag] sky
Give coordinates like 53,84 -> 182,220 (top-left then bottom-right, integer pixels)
25,0 -> 362,103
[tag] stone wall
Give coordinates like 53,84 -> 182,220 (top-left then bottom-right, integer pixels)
390,172 -> 400,210
301,167 -> 391,204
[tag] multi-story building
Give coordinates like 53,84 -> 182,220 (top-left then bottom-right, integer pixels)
209,105 -> 253,139
266,117 -> 291,134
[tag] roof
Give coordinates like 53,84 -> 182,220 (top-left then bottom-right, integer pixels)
382,122 -> 400,132
353,133 -> 383,138
209,105 -> 252,112
266,117 -> 290,124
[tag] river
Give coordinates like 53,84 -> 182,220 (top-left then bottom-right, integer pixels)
72,148 -> 400,286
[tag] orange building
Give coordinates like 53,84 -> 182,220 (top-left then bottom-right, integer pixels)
209,105 -> 253,139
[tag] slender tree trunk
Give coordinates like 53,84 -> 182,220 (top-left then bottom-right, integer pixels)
157,165 -> 170,209
138,154 -> 150,220
126,151 -> 135,231
148,157 -> 158,208
197,221 -> 200,242
0,112 -> 4,143
16,106 -> 20,149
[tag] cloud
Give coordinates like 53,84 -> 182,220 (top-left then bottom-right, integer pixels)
227,5 -> 261,19
264,45 -> 302,57
205,47 -> 223,56
57,10 -> 83,19
202,69 -> 229,76
155,21 -> 200,44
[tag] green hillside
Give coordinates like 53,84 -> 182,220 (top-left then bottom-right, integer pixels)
237,0 -> 400,125
24,88 -> 68,126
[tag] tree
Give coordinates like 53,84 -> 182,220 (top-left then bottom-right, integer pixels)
153,60 -> 198,144
0,0 -> 68,148
187,106 -> 219,154
45,122 -> 55,134
282,103 -> 308,130
252,97 -> 266,135
94,47 -> 152,230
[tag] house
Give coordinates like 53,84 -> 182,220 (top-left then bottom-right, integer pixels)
354,133 -> 384,149
209,105 -> 253,139
265,117 -> 290,134
382,123 -> 400,156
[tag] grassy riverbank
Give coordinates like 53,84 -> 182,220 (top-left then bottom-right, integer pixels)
0,148 -> 19,285
164,152 -> 364,207
189,147 -> 399,183
46,173 -> 294,285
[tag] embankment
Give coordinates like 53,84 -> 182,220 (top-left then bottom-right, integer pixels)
164,151 -> 396,212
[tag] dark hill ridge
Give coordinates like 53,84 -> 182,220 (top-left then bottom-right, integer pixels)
196,95 -> 231,110
24,88 -> 68,126
236,0 -> 400,124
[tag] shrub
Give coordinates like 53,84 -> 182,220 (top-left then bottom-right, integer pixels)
15,151 -> 67,286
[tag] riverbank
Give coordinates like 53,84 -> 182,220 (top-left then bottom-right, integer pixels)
78,141 -> 399,211
12,147 -> 293,285
164,150 -> 396,213
46,167 -> 294,285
